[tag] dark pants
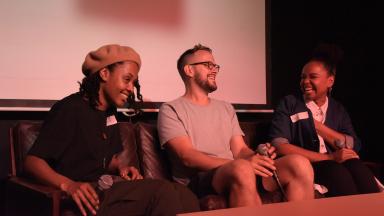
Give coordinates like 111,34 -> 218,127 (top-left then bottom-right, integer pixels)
312,159 -> 380,197
95,179 -> 199,216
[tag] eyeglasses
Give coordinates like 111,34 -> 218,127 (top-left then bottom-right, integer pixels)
189,61 -> 220,72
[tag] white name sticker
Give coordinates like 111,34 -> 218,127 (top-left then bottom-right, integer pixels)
106,115 -> 118,126
290,111 -> 309,123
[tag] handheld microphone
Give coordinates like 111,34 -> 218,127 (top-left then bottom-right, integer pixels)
335,137 -> 355,152
256,144 -> 287,201
97,175 -> 114,192
92,174 -> 114,204
335,139 -> 345,149
86,175 -> 114,215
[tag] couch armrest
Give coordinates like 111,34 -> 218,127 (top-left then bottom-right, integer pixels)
6,176 -> 69,216
8,176 -> 65,198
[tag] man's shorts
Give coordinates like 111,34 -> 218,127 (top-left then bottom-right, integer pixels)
187,168 -> 267,198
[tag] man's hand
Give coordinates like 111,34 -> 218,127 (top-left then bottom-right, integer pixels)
330,148 -> 359,163
60,181 -> 99,216
119,166 -> 143,180
247,154 -> 276,177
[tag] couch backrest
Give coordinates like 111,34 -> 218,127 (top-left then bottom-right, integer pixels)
135,122 -> 172,180
9,121 -> 42,177
9,121 -> 142,177
240,120 -> 271,149
8,121 -> 171,180
9,119 -> 271,180
117,122 -> 141,171
131,120 -> 272,181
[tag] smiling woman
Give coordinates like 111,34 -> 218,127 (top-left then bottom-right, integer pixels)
0,0 -> 269,110
22,44 -> 200,215
269,43 -> 381,197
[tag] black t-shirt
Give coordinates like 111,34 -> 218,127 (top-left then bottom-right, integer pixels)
28,93 -> 123,182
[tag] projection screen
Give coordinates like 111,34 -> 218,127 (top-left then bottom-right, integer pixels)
0,0 -> 270,111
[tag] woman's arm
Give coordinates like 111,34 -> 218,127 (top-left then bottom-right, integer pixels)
275,142 -> 332,162
321,100 -> 362,151
24,155 -> 73,189
275,142 -> 359,163
24,155 -> 99,216
314,120 -> 346,150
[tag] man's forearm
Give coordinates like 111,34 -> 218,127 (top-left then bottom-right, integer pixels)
233,146 -> 255,160
179,149 -> 231,171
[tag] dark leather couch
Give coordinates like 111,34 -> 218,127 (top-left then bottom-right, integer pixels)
5,120 -> 284,215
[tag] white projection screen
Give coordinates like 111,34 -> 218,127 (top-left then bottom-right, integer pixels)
0,0 -> 270,111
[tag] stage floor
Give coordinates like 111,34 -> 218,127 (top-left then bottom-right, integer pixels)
179,192 -> 384,216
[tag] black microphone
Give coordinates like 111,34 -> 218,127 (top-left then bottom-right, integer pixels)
335,139 -> 345,149
97,175 -> 114,192
95,174 -> 126,195
86,175 -> 114,215
91,174 -> 114,206
256,144 -> 287,201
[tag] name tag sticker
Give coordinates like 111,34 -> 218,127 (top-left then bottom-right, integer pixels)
290,111 -> 309,123
106,115 -> 118,126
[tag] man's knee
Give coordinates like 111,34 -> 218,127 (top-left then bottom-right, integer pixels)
226,159 -> 256,185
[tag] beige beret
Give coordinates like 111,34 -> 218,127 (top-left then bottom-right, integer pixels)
82,44 -> 141,76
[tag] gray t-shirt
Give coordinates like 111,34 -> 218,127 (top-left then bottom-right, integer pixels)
157,97 -> 244,184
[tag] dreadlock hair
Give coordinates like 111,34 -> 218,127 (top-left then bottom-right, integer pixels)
310,43 -> 344,77
126,79 -> 144,115
177,44 -> 212,81
78,71 -> 101,109
79,61 -> 144,112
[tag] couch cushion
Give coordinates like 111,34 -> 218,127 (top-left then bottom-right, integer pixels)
240,120 -> 271,150
135,122 -> 172,180
118,122 -> 140,171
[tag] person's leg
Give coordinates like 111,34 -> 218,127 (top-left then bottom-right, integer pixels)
98,179 -> 186,216
146,180 -> 187,216
342,159 -> 380,194
262,154 -> 314,201
211,159 -> 262,207
312,160 -> 358,197
171,182 -> 200,213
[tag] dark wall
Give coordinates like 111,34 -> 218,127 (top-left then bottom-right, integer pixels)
270,0 -> 383,163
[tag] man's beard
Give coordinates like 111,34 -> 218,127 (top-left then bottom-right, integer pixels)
195,73 -> 217,93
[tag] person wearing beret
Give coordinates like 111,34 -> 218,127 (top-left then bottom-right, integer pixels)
24,44 -> 199,216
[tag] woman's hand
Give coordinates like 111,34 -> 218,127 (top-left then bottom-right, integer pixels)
119,166 -> 143,180
60,181 -> 99,216
330,148 -> 359,163
313,119 -> 322,131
